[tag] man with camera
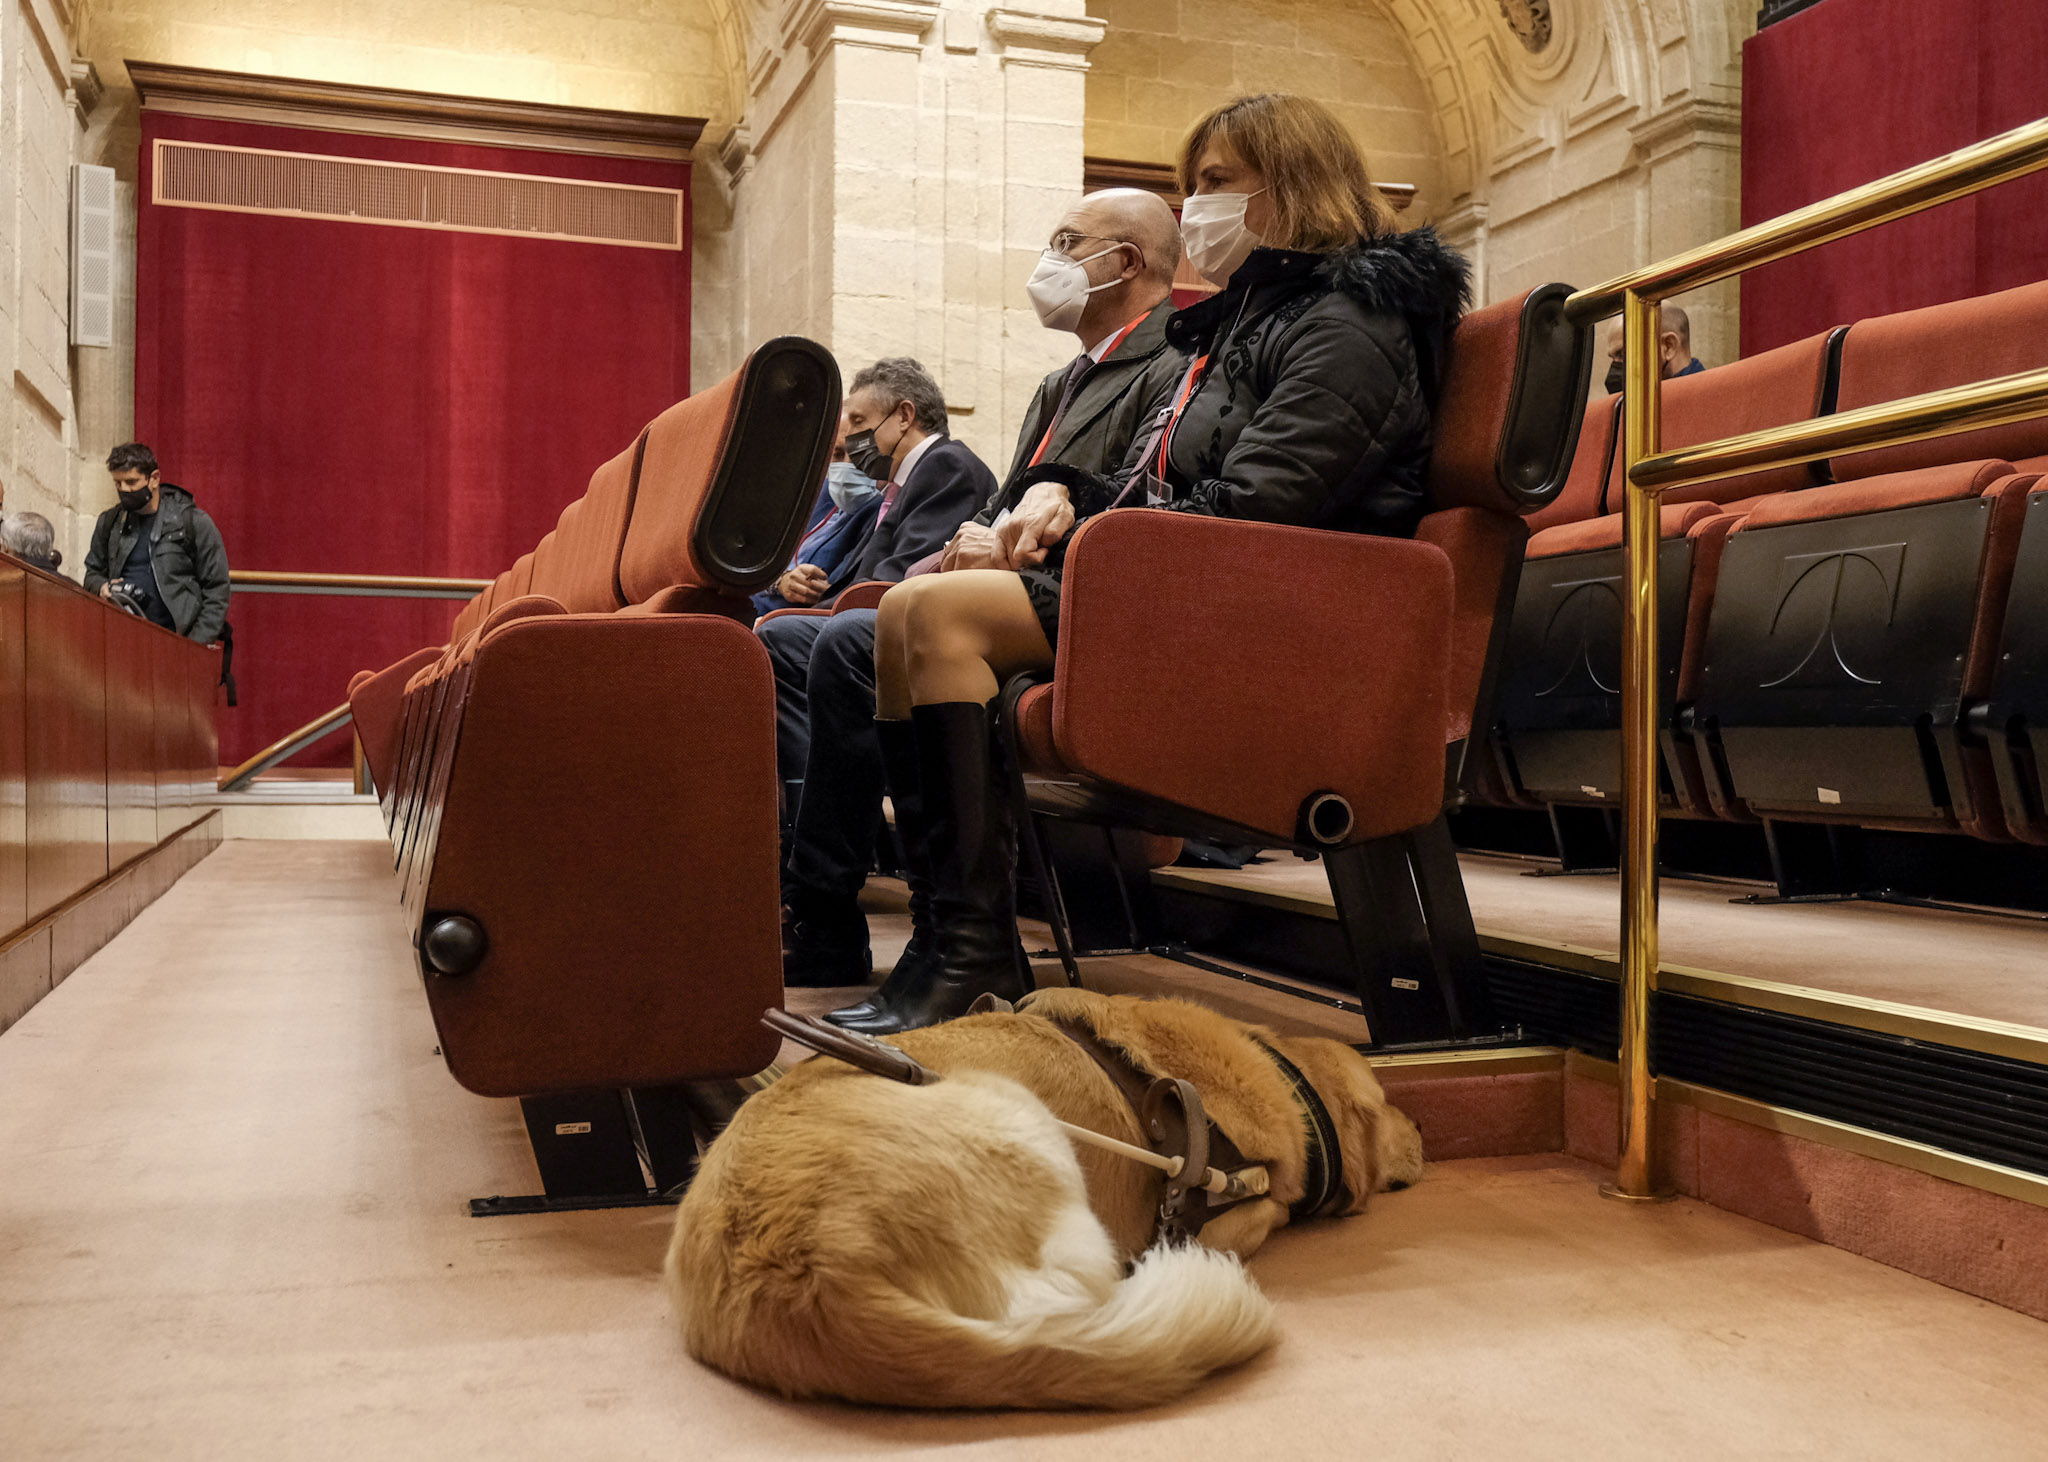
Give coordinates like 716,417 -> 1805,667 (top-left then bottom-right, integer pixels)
83,442 -> 231,644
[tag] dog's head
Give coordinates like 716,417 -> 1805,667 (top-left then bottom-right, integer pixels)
1263,1035 -> 1425,1214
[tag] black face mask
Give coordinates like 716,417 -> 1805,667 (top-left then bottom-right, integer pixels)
845,413 -> 903,483
1604,359 -> 1625,395
118,486 -> 154,513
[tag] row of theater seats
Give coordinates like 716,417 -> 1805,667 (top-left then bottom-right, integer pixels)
346,337 -> 841,1101
1487,279 -> 2048,847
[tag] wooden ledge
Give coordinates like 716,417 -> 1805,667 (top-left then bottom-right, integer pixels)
127,60 -> 707,163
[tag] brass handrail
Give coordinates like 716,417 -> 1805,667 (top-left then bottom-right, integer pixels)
230,569 -> 490,599
1565,112 -> 2048,1203
218,701 -> 354,793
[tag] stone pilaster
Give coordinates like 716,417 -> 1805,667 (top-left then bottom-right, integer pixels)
707,0 -> 1103,471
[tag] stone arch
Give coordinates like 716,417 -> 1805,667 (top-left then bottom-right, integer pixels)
1082,0 -> 1451,219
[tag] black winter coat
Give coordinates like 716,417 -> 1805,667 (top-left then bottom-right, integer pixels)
1086,227 -> 1470,534
82,484 -> 232,644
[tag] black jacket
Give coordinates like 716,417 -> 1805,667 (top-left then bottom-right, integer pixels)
979,299 -> 1186,523
83,484 -> 232,643
1093,228 -> 1470,536
846,434 -> 995,583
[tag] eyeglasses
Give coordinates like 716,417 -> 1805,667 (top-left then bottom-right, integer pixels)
1049,231 -> 1138,262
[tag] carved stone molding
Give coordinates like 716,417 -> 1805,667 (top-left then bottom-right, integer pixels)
1630,97 -> 1743,166
788,0 -> 941,56
126,60 -> 705,162
1081,155 -> 1415,211
986,7 -> 1106,71
68,58 -> 103,121
717,124 -> 755,183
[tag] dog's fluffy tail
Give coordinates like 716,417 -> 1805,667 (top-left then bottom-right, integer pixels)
817,1240 -> 1276,1411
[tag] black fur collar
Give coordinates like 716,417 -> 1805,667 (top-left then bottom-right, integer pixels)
1167,226 -> 1472,361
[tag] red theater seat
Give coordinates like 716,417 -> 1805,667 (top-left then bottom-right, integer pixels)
1013,284 -> 1594,1045
1694,281 -> 2048,840
1490,329 -> 1842,819
346,337 -> 839,1103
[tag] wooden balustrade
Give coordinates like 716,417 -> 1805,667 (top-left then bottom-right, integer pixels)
0,556 -> 219,944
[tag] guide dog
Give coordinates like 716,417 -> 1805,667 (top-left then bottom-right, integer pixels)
664,989 -> 1423,1410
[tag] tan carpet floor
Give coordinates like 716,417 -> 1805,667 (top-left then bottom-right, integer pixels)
1166,853 -> 2048,1033
5,840 -> 2048,1459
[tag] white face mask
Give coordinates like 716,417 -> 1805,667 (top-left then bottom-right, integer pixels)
1179,188 -> 1267,285
825,461 -> 879,513
1025,244 -> 1125,333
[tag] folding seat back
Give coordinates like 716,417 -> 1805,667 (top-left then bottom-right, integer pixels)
1493,330 -> 1841,814
617,338 -> 838,614
1695,282 -> 2048,835
412,336 -> 840,1100
527,438 -> 644,614
1525,394 -> 1618,534
502,552 -> 534,601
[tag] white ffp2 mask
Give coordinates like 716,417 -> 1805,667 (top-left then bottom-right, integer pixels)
1179,188 -> 1267,285
1026,244 -> 1125,332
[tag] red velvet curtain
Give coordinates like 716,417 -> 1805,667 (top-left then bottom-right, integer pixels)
1740,0 -> 2048,355
136,114 -> 691,766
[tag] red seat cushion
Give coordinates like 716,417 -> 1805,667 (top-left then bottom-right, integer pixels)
1831,280 -> 2048,481
1605,329 -> 1838,511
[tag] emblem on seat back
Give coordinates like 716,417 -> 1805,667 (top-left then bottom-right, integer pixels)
1760,543 -> 1908,690
1535,574 -> 1623,699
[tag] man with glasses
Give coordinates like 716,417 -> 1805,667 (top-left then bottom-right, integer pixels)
778,188 -> 1188,1002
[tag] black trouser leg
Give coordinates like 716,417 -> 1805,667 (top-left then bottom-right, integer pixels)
826,716 -> 942,1029
769,611 -> 872,986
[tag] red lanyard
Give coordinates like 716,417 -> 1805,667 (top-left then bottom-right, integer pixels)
1155,353 -> 1212,481
1028,314 -> 1150,468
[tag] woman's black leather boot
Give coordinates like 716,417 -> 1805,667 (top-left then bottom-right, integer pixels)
825,719 -> 941,1031
850,700 -> 1030,1034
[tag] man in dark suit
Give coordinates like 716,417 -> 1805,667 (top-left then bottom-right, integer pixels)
752,434 -> 885,617
780,189 -> 1187,989
758,360 -> 993,948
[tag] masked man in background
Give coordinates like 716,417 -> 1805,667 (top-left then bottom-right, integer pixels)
780,188 -> 1189,1001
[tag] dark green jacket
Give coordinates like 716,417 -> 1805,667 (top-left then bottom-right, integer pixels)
976,298 -> 1186,524
83,484 -> 231,644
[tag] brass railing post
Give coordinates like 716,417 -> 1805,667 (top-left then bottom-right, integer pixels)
1606,289 -> 1671,1202
1564,113 -> 2048,1204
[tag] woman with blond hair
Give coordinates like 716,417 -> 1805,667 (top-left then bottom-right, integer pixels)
844,92 -> 1471,1034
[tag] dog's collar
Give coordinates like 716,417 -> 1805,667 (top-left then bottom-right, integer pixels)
1254,1039 -> 1348,1222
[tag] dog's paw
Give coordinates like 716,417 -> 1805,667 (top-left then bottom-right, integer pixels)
1378,1105 -> 1426,1191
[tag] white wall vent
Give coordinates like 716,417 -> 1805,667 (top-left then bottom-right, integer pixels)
71,163 -> 118,348
150,139 -> 683,251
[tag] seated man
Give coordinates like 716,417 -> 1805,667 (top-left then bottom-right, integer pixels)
1603,303 -> 1703,393
1,511 -> 63,574
758,357 -> 993,879
83,442 -> 231,644
778,187 -> 1189,995
753,434 -> 882,618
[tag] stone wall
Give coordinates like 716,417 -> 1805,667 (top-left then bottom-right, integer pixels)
1083,0 -> 1448,222
701,0 -> 1099,472
1,0 -> 96,571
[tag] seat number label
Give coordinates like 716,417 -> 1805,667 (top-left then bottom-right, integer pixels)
554,1122 -> 593,1136
1391,977 -> 1421,991
1817,787 -> 1841,804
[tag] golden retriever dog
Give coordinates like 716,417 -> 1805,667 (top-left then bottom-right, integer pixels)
664,989 -> 1423,1410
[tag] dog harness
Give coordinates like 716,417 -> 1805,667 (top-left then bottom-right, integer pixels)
1045,1017 -> 1349,1238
